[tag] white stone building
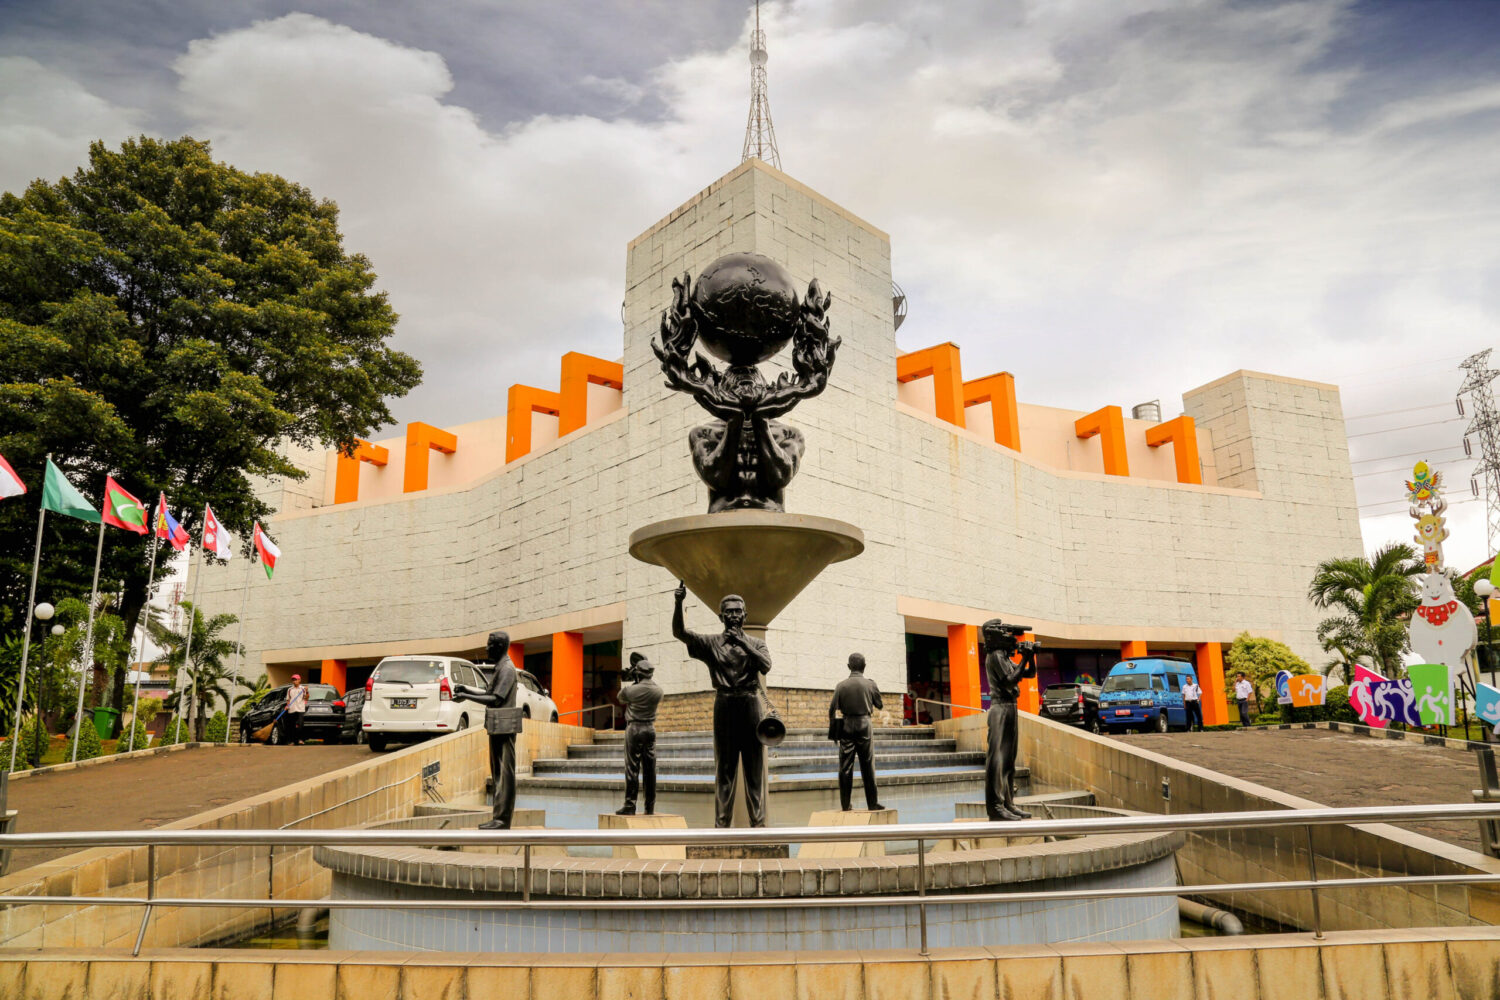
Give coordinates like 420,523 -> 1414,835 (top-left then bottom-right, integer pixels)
193,160 -> 1363,729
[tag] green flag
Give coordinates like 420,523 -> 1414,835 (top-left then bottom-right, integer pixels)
41,460 -> 100,523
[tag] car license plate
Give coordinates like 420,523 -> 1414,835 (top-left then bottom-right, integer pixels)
1048,705 -> 1069,714
1114,709 -> 1130,716
392,698 -> 416,709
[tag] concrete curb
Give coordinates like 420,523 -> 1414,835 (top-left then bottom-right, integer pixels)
1266,719 -> 1493,753
3,740 -> 253,781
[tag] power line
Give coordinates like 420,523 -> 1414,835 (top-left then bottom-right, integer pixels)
1359,495 -> 1481,511
1330,354 -> 1468,383
1353,455 -> 1471,478
1344,401 -> 1454,422
1350,446 -> 1465,465
1345,416 -> 1463,439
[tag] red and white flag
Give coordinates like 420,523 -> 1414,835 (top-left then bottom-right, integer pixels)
0,452 -> 25,499
202,504 -> 233,560
253,522 -> 280,580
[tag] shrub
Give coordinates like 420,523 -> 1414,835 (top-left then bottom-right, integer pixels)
1252,711 -> 1281,726
160,717 -> 189,745
1323,685 -> 1359,724
204,712 -> 228,744
119,717 -> 152,753
67,721 -> 102,761
0,715 -> 48,770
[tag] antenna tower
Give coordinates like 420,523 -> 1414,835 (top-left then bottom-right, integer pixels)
1458,348 -> 1500,557
741,1 -> 782,170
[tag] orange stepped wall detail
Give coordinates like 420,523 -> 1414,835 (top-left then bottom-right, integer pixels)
507,353 -> 625,463
963,372 -> 1021,451
1074,406 -> 1130,477
403,422 -> 459,493
1145,415 -> 1202,485
896,344 -> 1023,451
333,440 -> 390,505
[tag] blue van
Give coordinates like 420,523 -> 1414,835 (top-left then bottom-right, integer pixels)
1098,658 -> 1198,733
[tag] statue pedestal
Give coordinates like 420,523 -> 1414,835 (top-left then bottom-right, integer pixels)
798,808 -> 896,859
600,813 -> 688,859
933,817 -> 1044,852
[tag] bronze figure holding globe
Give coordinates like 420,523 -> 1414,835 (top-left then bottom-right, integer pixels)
653,252 -> 840,512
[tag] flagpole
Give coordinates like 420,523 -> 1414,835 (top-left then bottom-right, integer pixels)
226,554 -> 253,744
125,526 -> 161,753
70,514 -> 107,763
179,547 -> 204,741
8,455 -> 51,773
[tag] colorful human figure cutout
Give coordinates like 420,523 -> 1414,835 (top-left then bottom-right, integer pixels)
1368,678 -> 1421,726
1409,573 -> 1477,689
1476,682 -> 1500,731
1289,674 -> 1327,708
1275,669 -> 1293,706
1348,664 -> 1388,730
1407,663 -> 1453,726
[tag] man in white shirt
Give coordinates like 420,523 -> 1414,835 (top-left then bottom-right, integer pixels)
1233,673 -> 1254,728
1182,677 -> 1203,732
283,675 -> 309,745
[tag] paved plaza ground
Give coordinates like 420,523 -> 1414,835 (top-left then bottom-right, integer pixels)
5,743 -> 369,870
1122,727 -> 1488,853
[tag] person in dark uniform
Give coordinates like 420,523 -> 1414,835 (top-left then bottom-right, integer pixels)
983,618 -> 1039,822
453,631 -> 519,830
828,653 -> 884,812
671,582 -> 772,827
616,651 -> 663,815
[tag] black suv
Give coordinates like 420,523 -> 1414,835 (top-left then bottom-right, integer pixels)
239,683 -> 346,744
1040,682 -> 1103,732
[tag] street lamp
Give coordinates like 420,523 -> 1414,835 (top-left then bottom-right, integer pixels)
1479,580 -> 1497,687
23,603 -> 55,770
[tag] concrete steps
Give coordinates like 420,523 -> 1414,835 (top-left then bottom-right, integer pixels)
590,726 -> 935,746
530,750 -> 985,778
564,738 -> 960,760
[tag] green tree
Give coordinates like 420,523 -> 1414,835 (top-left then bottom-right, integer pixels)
148,601 -> 240,740
0,135 -> 421,694
1307,543 -> 1423,678
234,674 -> 272,718
1226,632 -> 1311,705
45,596 -> 133,715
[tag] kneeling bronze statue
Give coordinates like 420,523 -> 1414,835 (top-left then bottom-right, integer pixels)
982,619 -> 1039,822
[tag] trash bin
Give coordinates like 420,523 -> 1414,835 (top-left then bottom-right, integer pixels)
91,707 -> 121,740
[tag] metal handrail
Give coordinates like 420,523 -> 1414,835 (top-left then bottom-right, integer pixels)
6,803 -> 1500,957
557,703 -> 616,730
913,696 -> 983,720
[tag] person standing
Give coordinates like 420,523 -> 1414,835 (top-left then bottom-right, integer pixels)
828,653 -> 884,812
453,631 -> 520,830
282,674 -> 308,745
1182,676 -> 1203,732
616,652 -> 663,816
1233,672 -> 1254,728
671,582 -> 772,828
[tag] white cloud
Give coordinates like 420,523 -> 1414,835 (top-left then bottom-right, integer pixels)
0,57 -> 143,192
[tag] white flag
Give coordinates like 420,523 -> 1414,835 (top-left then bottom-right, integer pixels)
0,452 -> 24,499
202,504 -> 233,560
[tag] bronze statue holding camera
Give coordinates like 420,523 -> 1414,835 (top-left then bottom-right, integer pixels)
828,653 -> 884,812
982,619 -> 1040,822
616,652 -> 663,816
671,582 -> 773,827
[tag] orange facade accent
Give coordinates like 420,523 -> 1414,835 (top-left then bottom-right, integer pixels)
558,353 -> 625,436
1075,406 -> 1130,476
897,343 -> 966,428
507,352 -> 625,462
947,624 -> 981,718
402,422 -> 458,493
320,658 -> 348,695
552,631 -> 584,724
1018,632 -> 1039,714
1195,642 -> 1229,726
963,372 -> 1021,451
333,440 -> 390,505
1145,415 -> 1202,485
1120,640 -> 1148,661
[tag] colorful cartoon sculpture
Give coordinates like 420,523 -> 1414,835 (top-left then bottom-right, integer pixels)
1476,682 -> 1500,730
1408,461 -> 1449,570
1406,461 -> 1442,505
1410,572 -> 1478,689
1275,670 -> 1293,707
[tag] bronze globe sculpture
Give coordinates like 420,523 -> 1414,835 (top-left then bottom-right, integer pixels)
688,253 -> 801,367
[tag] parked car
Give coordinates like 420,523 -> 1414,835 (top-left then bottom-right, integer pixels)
339,687 -> 366,744
472,665 -> 560,723
1040,681 -> 1102,732
239,683 -> 345,744
361,656 -> 487,752
1097,658 -> 1197,734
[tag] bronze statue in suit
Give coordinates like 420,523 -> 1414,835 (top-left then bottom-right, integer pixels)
453,630 -> 520,830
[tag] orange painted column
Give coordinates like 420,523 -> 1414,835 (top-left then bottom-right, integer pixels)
551,631 -> 584,725
1018,631 -> 1040,714
963,372 -> 1021,451
1120,640 -> 1148,661
320,659 -> 348,695
403,422 -> 458,493
897,344 -> 967,427
333,440 -> 389,504
1145,415 -> 1202,485
947,624 -> 981,718
1074,405 -> 1130,476
509,643 -> 525,674
1195,642 -> 1229,726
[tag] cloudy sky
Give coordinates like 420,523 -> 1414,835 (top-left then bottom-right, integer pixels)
4,0 -> 1499,567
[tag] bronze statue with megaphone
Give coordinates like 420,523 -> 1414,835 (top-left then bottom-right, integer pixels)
670,580 -> 783,827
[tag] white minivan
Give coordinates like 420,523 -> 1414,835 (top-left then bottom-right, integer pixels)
361,655 -> 559,751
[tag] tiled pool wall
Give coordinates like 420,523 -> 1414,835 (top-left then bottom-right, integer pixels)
327,854 -> 1178,953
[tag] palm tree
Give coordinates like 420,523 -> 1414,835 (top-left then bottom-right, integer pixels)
1307,542 -> 1423,678
234,675 -> 273,717
148,602 -> 242,741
